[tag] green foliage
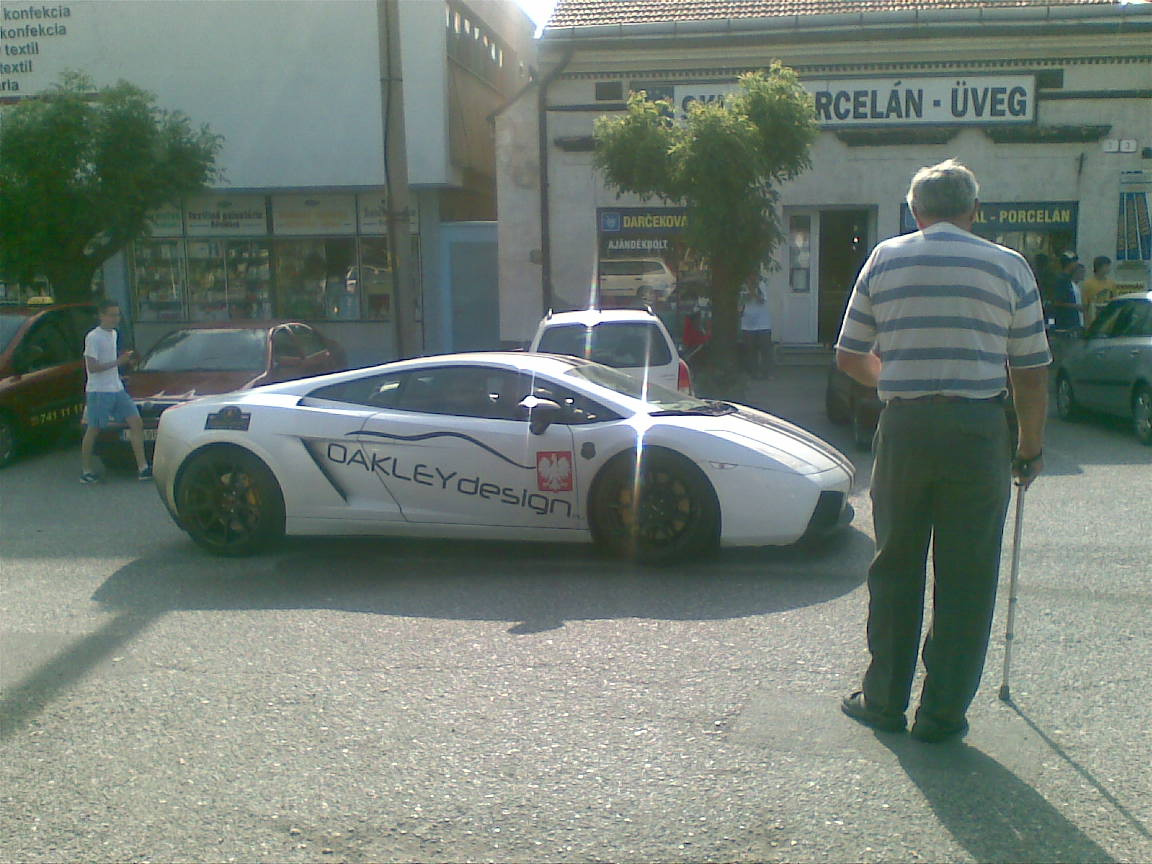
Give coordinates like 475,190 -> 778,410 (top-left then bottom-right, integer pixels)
0,71 -> 222,301
594,65 -> 817,378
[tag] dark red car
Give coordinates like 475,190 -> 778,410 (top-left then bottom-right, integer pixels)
0,303 -> 98,467
96,321 -> 345,467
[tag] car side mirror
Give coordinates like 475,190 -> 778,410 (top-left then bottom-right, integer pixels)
520,395 -> 563,435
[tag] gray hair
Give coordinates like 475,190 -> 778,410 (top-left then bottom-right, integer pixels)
906,159 -> 980,221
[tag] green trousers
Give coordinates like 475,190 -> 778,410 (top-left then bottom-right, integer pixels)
862,398 -> 1012,724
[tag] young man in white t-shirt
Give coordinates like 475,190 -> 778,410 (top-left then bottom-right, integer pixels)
81,300 -> 150,483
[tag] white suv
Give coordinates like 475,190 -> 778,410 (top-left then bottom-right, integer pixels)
529,308 -> 693,394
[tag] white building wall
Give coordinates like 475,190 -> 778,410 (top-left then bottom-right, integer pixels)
5,0 -> 386,189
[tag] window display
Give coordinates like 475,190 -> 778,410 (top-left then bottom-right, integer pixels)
226,241 -> 272,319
187,240 -> 229,320
274,238 -> 356,320
359,237 -> 393,320
133,240 -> 187,321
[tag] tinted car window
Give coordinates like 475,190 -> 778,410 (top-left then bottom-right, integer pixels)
140,329 -> 268,371
564,363 -> 700,410
291,323 -> 328,355
396,366 -> 528,420
524,377 -> 620,425
1115,300 -> 1152,337
0,314 -> 28,354
23,316 -> 74,368
537,322 -> 672,368
308,372 -> 406,409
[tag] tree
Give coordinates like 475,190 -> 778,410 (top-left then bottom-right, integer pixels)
594,65 -> 817,379
0,72 -> 222,303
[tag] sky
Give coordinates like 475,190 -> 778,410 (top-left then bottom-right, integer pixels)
515,0 -> 558,27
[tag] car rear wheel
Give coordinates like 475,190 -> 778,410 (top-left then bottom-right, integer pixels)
1056,374 -> 1080,421
176,446 -> 285,556
1133,385 -> 1152,446
825,386 -> 849,424
851,406 -> 874,451
589,449 -> 720,564
0,413 -> 17,468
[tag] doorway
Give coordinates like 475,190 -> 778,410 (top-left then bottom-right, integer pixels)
817,210 -> 871,345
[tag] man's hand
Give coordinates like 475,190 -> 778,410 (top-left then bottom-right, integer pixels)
1012,450 -> 1044,488
117,350 -> 137,368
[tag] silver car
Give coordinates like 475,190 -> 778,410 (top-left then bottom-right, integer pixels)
1055,291 -> 1152,445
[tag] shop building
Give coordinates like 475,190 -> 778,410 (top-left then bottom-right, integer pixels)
1,0 -> 535,364
496,0 -> 1152,349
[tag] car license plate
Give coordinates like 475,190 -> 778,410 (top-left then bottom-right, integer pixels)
121,428 -> 159,442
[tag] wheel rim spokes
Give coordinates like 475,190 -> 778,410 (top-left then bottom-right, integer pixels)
183,459 -> 262,547
605,468 -> 694,544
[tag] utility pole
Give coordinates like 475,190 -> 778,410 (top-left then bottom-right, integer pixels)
378,0 -> 422,357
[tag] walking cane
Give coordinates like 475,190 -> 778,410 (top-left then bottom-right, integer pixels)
998,483 -> 1027,703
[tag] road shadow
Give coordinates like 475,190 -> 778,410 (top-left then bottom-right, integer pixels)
879,736 -> 1116,863
90,526 -> 872,627
0,527 -> 871,741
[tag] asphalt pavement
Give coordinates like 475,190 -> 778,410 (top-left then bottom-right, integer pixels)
1,365 -> 1150,863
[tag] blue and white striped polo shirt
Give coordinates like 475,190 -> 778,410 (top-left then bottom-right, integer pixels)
836,222 -> 1051,401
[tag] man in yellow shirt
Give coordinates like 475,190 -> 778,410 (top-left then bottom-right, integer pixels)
1081,256 -> 1118,327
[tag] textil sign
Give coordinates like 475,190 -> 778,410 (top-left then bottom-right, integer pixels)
673,75 -> 1034,127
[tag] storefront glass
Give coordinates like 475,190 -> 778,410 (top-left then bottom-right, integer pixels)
274,238 -> 357,320
358,237 -> 394,320
186,240 -> 229,321
133,239 -> 186,321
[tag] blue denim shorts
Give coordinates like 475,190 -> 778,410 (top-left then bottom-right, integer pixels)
86,390 -> 139,429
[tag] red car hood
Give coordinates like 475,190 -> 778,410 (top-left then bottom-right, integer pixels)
124,370 -> 261,401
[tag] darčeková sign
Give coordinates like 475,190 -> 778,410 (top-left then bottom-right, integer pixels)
674,74 -> 1034,127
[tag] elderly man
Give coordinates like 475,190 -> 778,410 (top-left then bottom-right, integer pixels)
835,159 -> 1050,743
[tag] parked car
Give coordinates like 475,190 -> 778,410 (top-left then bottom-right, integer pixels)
1055,291 -> 1152,445
96,321 -> 346,467
826,360 -> 1020,452
530,307 -> 693,394
152,352 -> 854,561
597,258 -> 675,304
0,302 -> 98,467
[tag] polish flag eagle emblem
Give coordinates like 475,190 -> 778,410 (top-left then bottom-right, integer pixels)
537,451 -> 573,492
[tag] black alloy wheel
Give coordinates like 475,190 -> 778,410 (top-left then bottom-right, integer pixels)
851,404 -> 874,452
1055,373 -> 1080,421
589,449 -> 720,564
175,446 -> 285,556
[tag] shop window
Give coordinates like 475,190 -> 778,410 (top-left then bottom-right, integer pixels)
134,240 -> 187,321
274,238 -> 357,321
358,237 -> 394,320
187,240 -> 229,320
226,242 -> 272,319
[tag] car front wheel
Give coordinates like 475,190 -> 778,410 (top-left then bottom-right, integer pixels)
1133,385 -> 1152,446
589,449 -> 720,564
175,446 -> 285,556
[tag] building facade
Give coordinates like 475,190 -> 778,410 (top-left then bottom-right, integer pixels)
1,0 -> 535,364
496,0 -> 1152,348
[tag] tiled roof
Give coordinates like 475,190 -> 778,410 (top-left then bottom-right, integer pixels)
546,0 -> 1125,29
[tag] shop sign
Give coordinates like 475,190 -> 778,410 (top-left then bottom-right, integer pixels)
900,202 -> 1077,235
673,74 -> 1034,127
1117,171 -> 1152,262
145,203 -> 183,238
358,194 -> 388,235
185,195 -> 268,237
272,194 -> 356,236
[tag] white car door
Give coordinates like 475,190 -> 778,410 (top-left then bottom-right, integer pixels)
352,366 -> 581,528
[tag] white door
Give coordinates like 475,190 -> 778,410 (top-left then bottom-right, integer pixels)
777,210 -> 820,344
353,365 -> 580,528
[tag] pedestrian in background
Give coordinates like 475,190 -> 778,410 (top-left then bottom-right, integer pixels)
80,300 -> 151,484
835,159 -> 1050,743
1081,255 -> 1118,327
739,274 -> 775,379
1048,250 -> 1085,364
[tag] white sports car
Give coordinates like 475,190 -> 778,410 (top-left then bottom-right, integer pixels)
152,352 -> 855,561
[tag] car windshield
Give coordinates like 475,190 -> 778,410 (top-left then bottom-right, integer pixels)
0,314 -> 27,354
139,328 -> 268,371
563,363 -> 729,413
537,322 -> 673,368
